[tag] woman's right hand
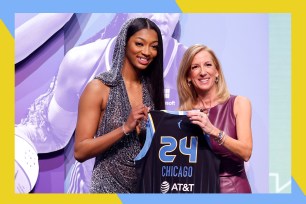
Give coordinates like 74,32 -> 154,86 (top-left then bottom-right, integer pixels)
123,104 -> 150,134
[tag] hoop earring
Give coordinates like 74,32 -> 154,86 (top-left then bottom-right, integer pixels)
215,76 -> 219,84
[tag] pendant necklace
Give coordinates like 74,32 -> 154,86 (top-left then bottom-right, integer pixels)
199,98 -> 211,116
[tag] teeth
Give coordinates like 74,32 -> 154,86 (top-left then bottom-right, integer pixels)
200,79 -> 209,83
139,57 -> 148,62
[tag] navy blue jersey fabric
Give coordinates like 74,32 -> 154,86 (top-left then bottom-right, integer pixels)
135,110 -> 220,193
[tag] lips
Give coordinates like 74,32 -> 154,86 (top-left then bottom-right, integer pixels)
199,78 -> 209,84
137,56 -> 150,65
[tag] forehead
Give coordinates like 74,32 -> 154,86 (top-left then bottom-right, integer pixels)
130,28 -> 158,41
192,50 -> 212,63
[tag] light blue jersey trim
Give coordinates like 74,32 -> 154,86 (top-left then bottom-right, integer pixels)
161,110 -> 188,115
134,113 -> 155,161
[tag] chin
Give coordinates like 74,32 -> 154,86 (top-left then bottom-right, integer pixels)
136,64 -> 151,70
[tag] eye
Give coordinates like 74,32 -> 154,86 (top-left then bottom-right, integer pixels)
152,44 -> 158,50
135,42 -> 143,47
205,63 -> 213,67
191,65 -> 199,70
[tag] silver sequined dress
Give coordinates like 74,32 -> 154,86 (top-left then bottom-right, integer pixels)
89,18 -> 154,193
90,76 -> 153,193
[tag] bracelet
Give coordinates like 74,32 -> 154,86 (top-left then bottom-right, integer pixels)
122,123 -> 130,136
217,131 -> 224,141
214,131 -> 224,142
214,130 -> 225,145
219,134 -> 227,145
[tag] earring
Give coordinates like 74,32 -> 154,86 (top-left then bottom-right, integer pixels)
187,80 -> 191,87
215,76 -> 219,84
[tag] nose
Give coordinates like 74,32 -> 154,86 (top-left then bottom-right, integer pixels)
199,66 -> 207,75
142,45 -> 151,56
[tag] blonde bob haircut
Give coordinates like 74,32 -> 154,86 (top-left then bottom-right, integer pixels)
177,44 -> 230,110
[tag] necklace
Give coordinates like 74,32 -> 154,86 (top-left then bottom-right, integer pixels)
199,98 -> 211,116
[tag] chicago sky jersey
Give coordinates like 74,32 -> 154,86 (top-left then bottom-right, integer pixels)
135,110 -> 220,193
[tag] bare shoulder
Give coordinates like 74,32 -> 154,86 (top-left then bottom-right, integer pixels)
83,79 -> 109,96
80,79 -> 110,108
234,95 -> 252,114
235,95 -> 251,105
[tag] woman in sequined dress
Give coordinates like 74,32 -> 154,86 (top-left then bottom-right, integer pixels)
15,13 -> 185,193
177,44 -> 253,193
73,18 -> 165,193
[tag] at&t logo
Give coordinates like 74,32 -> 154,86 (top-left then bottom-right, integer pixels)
160,181 -> 195,193
160,181 -> 170,193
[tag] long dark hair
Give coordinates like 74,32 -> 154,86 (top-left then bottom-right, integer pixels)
125,18 -> 165,110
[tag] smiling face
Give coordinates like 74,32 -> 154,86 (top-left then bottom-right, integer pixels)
188,50 -> 219,94
124,28 -> 159,70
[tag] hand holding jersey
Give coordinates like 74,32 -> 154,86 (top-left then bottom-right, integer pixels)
123,105 -> 150,135
187,110 -> 216,136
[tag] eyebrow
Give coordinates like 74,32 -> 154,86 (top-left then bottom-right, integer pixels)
135,37 -> 158,43
192,60 -> 212,64
191,64 -> 199,66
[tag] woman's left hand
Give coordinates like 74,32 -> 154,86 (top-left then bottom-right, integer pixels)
187,110 -> 216,135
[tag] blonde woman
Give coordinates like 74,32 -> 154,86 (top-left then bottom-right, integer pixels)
177,44 -> 252,193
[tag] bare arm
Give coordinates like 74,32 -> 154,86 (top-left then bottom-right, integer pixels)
74,79 -> 150,162
74,79 -> 121,162
218,96 -> 252,161
188,96 -> 253,161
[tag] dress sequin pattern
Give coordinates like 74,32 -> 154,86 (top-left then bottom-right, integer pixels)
89,18 -> 154,193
